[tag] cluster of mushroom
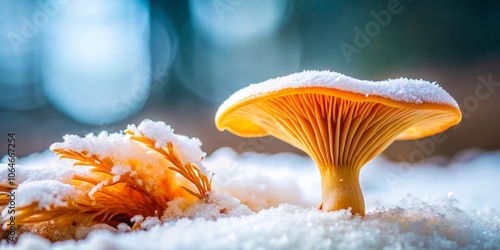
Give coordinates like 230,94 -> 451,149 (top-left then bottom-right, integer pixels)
215,70 -> 461,216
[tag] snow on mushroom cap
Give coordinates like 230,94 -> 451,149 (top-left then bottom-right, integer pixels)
216,70 -> 459,120
127,120 -> 207,170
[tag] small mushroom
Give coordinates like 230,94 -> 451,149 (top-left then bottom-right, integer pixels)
215,71 -> 461,216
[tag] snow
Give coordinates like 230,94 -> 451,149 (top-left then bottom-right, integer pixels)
0,151 -> 73,184
87,180 -> 109,199
206,148 -> 314,210
216,70 -> 459,121
0,152 -> 77,219
1,147 -> 499,249
161,193 -> 252,221
12,181 -> 74,211
110,164 -> 136,183
50,131 -> 166,169
127,119 -> 207,171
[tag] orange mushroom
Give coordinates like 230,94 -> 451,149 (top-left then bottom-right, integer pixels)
215,70 -> 461,216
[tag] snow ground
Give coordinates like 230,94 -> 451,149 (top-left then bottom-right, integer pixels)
1,147 -> 499,250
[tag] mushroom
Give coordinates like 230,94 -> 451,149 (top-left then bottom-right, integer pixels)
215,70 -> 461,216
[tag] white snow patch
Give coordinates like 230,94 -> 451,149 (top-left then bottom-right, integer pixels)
162,193 -> 253,221
110,164 -> 135,183
130,215 -> 144,224
110,165 -> 132,176
140,217 -> 161,230
127,119 -> 207,172
50,131 -> 166,170
2,180 -> 73,215
88,180 -> 109,199
117,223 -> 131,233
216,70 -> 459,121
129,214 -> 162,230
0,151 -> 73,185
205,148 -> 315,210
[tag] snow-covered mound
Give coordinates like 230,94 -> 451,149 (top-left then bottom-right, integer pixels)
1,148 -> 499,249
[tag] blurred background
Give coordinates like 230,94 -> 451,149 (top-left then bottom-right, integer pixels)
1,0 -> 499,163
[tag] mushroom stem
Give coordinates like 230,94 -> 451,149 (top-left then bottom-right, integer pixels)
318,166 -> 365,216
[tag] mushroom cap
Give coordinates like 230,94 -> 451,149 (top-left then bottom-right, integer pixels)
216,71 -> 461,169
216,70 -> 461,141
